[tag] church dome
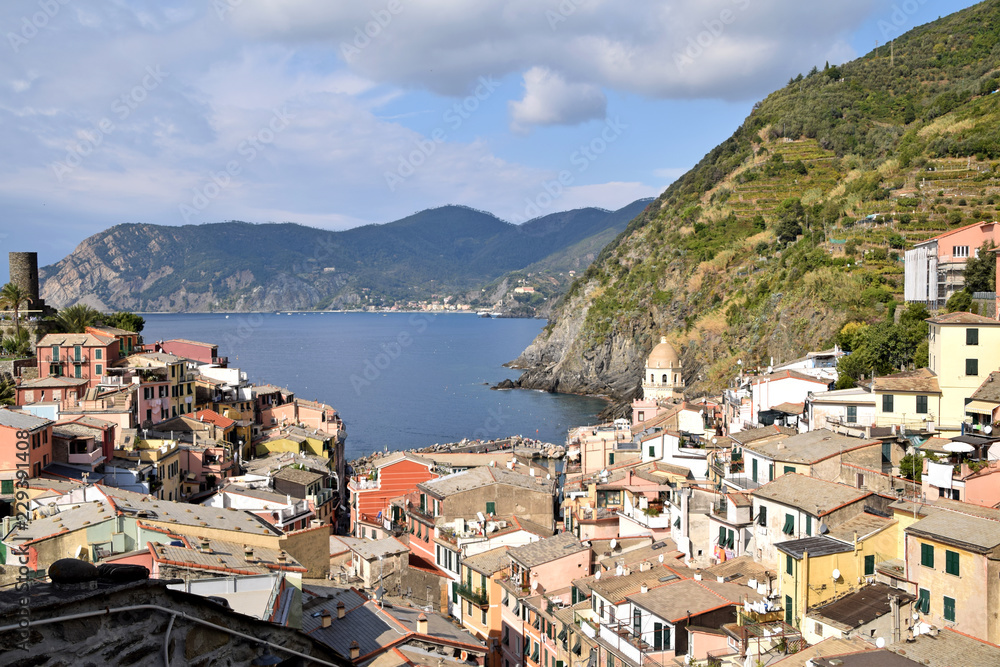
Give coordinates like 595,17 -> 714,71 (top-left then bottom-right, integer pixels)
647,337 -> 680,369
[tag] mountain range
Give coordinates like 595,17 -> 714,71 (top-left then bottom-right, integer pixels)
39,200 -> 651,313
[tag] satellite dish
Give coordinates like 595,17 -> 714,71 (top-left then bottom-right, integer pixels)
818,522 -> 829,535
531,580 -> 538,591
610,538 -> 617,549
832,569 -> 841,581
594,571 -> 601,580
986,425 -> 994,435
876,638 -> 886,648
658,554 -> 664,563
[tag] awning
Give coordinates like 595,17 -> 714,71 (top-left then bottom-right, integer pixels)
965,400 -> 998,416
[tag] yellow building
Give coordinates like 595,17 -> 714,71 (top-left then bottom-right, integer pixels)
114,437 -> 182,502
776,513 -> 899,629
871,368 -> 943,433
927,312 -> 1000,433
255,426 -> 333,459
459,546 -> 510,667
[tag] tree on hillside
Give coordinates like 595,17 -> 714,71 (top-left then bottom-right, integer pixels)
0,374 -> 14,406
48,303 -> 102,333
835,303 -> 929,388
963,241 -> 996,294
776,198 -> 805,244
0,282 -> 33,342
1,329 -> 31,357
945,289 -> 974,313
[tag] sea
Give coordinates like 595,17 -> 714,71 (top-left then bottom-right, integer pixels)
141,312 -> 608,460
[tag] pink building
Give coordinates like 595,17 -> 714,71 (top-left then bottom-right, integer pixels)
154,339 -> 225,366
35,332 -> 121,389
905,220 -> 1000,307
16,376 -> 89,409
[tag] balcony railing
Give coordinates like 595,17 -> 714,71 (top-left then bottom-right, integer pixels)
456,583 -> 489,608
68,449 -> 105,465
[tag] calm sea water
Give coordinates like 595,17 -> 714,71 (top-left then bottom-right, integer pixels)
142,312 -> 607,460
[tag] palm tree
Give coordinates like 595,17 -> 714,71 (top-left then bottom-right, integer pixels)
48,303 -> 102,333
0,374 -> 14,406
0,282 -> 33,341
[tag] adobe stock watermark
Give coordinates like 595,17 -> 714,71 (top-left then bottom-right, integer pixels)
179,107 -> 293,223
673,0 -> 751,72
220,312 -> 265,350
349,312 -> 437,395
384,75 -> 501,192
510,116 -> 627,223
472,406 -> 511,442
7,0 -> 72,53
877,0 -> 930,40
341,0 -> 405,63
50,66 -> 168,183
546,0 -> 589,31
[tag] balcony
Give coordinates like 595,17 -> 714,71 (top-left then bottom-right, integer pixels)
597,621 -> 644,665
617,506 -> 672,530
68,449 -> 105,465
456,583 -> 489,608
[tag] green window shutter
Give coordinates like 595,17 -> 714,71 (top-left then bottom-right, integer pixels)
864,555 -> 875,576
452,582 -> 458,604
757,506 -> 767,526
805,515 -> 812,536
916,395 -> 928,414
481,573 -> 487,591
921,543 -> 934,568
783,513 -> 795,535
783,466 -> 795,475
719,525 -> 727,545
653,622 -> 663,650
967,358 -> 979,376
0,479 -> 12,495
785,596 -> 793,624
752,458 -> 758,482
943,596 -> 955,622
608,453 -> 614,465
883,394 -> 894,412
649,445 -> 655,457
917,588 -> 930,614
946,550 -> 960,576
486,501 -> 496,515
786,554 -> 793,575
967,328 -> 979,345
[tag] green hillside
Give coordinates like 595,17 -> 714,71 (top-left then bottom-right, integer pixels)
514,0 -> 1000,401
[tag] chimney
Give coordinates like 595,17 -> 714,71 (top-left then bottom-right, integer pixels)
244,545 -> 255,563
277,550 -> 287,564
198,538 -> 212,553
639,584 -> 649,594
349,640 -> 360,660
417,613 -> 428,634
320,609 -> 332,628
337,601 -> 346,619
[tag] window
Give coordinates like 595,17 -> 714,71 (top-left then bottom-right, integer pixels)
786,554 -> 793,575
782,513 -> 795,535
967,328 -> 979,345
653,622 -> 663,650
481,607 -> 487,625
1,479 -> 13,495
953,245 -> 969,258
95,348 -> 103,360
606,653 -> 613,667
847,405 -> 857,423
882,394 -> 894,413
805,515 -> 812,536
783,466 -> 795,475
916,395 -> 928,414
757,506 -> 767,526
966,358 -> 979,376
920,543 -> 934,568
917,588 -> 930,614
785,595 -> 793,624
752,458 -> 758,482
95,364 -> 103,375
633,608 -> 641,637
608,453 -> 615,465
882,442 -> 892,464
486,501 -> 496,515
943,596 -> 955,622
51,345 -> 60,361
649,445 -> 655,457
945,550 -> 960,576
769,463 -> 774,482
864,555 -> 875,576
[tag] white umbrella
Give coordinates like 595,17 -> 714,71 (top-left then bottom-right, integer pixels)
943,442 -> 975,454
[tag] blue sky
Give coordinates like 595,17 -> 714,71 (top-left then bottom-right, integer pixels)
0,0 -> 982,281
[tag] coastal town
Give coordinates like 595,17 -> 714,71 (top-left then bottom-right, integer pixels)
1,241 -> 1000,667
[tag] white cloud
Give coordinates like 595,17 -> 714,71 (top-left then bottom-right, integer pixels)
509,67 -> 606,132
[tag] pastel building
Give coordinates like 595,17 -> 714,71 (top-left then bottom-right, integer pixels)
35,332 -> 120,389
927,312 -> 1000,432
905,220 -> 999,307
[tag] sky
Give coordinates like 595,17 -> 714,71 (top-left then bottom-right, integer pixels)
0,0 -> 982,281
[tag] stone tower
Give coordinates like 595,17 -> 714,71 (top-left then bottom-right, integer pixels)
8,252 -> 40,303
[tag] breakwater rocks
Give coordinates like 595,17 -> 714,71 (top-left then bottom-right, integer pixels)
350,435 -> 566,468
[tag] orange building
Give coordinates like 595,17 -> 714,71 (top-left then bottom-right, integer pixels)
349,452 -> 438,539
